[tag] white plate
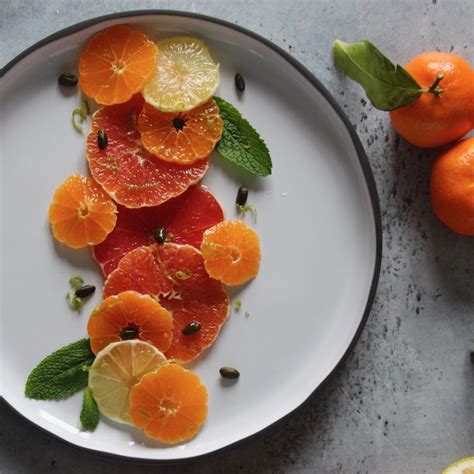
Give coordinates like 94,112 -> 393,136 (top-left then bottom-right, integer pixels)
0,11 -> 381,462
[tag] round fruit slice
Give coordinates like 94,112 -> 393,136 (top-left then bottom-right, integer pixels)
88,340 -> 166,424
201,220 -> 261,285
442,457 -> 474,474
92,185 -> 224,277
48,174 -> 117,249
87,95 -> 209,208
138,99 -> 223,164
104,244 -> 229,362
87,290 -> 173,355
129,363 -> 207,443
143,37 -> 220,112
79,25 -> 157,105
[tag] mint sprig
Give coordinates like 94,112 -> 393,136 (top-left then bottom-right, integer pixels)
215,97 -> 272,176
80,387 -> 100,431
25,338 -> 95,400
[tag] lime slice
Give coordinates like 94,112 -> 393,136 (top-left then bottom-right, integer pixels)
143,36 -> 219,112
442,457 -> 474,474
88,340 -> 166,424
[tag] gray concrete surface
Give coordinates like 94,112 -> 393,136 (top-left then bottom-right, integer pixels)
1,1 -> 473,473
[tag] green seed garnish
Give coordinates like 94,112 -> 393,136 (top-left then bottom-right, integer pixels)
58,73 -> 78,87
75,285 -> 96,298
120,328 -> 139,340
219,367 -> 240,379
97,130 -> 108,150
245,311 -> 250,318
234,73 -> 245,92
69,274 -> 84,290
236,185 -> 248,206
154,227 -> 166,244
234,299 -> 242,312
182,321 -> 201,336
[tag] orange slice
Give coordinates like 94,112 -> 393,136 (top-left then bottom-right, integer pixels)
138,99 -> 223,165
129,364 -> 207,443
48,174 -> 117,249
87,290 -> 173,355
201,220 -> 261,285
79,25 -> 157,105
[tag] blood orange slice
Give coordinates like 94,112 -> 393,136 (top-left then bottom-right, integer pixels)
92,185 -> 224,277
104,243 -> 229,362
86,95 -> 209,208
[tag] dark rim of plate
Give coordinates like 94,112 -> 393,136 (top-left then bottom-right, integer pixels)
0,9 -> 382,465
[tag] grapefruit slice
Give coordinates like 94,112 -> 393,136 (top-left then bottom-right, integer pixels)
86,95 -> 209,208
92,185 -> 224,277
104,243 -> 229,362
129,364 -> 207,443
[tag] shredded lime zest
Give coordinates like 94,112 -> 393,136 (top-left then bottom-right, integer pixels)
69,274 -> 84,290
245,311 -> 250,318
175,270 -> 192,280
201,241 -> 227,258
67,292 -> 84,311
72,100 -> 90,133
234,299 -> 242,312
237,203 -> 257,223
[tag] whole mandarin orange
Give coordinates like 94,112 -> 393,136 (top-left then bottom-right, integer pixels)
390,52 -> 474,148
430,137 -> 474,235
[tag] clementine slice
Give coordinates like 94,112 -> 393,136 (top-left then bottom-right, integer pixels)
87,95 -> 209,208
201,220 -> 261,285
138,99 -> 223,165
129,364 -> 207,443
48,174 -> 117,249
79,25 -> 157,105
92,185 -> 224,277
104,244 -> 229,362
87,290 -> 173,355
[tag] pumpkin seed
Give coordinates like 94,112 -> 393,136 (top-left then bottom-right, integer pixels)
236,185 -> 248,206
75,284 -> 96,298
154,227 -> 166,244
182,321 -> 201,336
234,73 -> 245,92
97,130 -> 108,150
219,367 -> 240,379
58,73 -> 78,87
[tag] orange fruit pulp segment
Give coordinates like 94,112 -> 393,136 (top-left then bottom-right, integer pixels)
79,25 -> 157,105
48,174 -> 117,249
129,364 -> 208,443
201,220 -> 261,286
138,99 -> 224,165
87,290 -> 173,355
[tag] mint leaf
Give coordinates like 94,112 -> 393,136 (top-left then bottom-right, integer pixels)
25,339 -> 95,400
80,388 -> 100,431
333,40 -> 423,111
215,97 -> 272,176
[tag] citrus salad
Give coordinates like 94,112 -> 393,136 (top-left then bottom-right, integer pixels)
26,25 -> 272,445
